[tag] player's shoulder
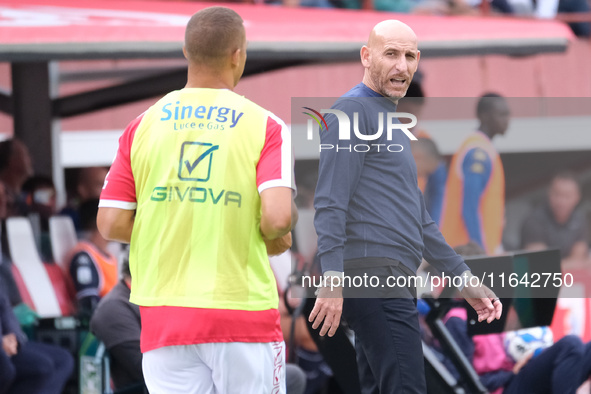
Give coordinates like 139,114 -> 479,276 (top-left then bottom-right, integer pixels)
334,84 -> 388,114
333,96 -> 366,111
342,83 -> 381,98
142,90 -> 182,117
232,92 -> 281,118
465,147 -> 491,162
234,94 -> 287,131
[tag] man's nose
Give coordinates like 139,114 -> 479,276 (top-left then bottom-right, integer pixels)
394,55 -> 408,73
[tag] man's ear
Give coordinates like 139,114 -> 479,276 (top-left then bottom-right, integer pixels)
182,45 -> 188,60
416,49 -> 421,65
231,48 -> 242,68
360,46 -> 371,68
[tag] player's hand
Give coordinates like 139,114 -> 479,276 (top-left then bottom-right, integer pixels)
308,285 -> 343,337
264,233 -> 292,256
460,273 -> 502,323
2,333 -> 18,356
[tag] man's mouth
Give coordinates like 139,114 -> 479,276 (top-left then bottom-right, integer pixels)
390,78 -> 406,86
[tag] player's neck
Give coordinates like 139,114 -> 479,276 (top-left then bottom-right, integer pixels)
185,67 -> 235,91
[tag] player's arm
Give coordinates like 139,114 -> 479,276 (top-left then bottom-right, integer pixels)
258,114 -> 297,254
262,199 -> 298,256
260,187 -> 293,240
97,208 -> 134,243
461,148 -> 492,251
97,115 -> 141,243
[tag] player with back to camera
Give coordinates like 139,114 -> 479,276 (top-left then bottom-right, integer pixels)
97,7 -> 296,394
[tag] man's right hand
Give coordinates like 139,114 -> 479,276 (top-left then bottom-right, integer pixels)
2,333 -> 18,356
308,285 -> 343,337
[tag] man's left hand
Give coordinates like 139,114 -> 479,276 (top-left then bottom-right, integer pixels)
460,274 -> 503,323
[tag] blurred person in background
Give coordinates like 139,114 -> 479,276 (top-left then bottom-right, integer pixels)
521,172 -> 589,268
557,0 -> 590,37
0,139 -> 34,217
506,0 -> 589,37
432,242 -> 591,394
60,167 -> 108,231
331,0 -> 478,14
399,80 -> 448,225
0,183 -> 39,329
0,183 -> 22,307
91,250 -> 147,394
22,176 -> 57,230
0,273 -> 74,394
66,198 -> 118,319
411,137 -> 445,221
21,176 -> 57,261
441,93 -> 510,255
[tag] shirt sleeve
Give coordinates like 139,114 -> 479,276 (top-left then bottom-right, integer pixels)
257,113 -> 294,194
314,99 -> 368,273
99,113 -> 144,210
461,148 -> 492,251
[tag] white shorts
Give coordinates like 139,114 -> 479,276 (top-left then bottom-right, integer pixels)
142,341 -> 286,394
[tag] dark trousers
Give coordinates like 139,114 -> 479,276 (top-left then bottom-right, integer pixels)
343,297 -> 427,394
0,341 -> 74,394
504,335 -> 585,394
